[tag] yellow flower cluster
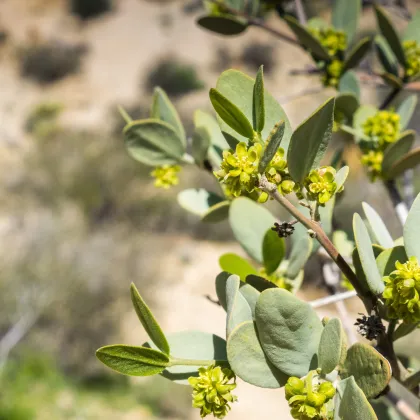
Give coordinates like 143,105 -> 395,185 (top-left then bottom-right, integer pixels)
188,365 -> 237,419
322,59 -> 344,88
214,142 -> 296,200
362,110 -> 401,147
151,165 -> 181,189
403,40 -> 420,79
259,268 -> 292,291
310,27 -> 347,57
304,166 -> 338,205
383,256 -> 420,323
360,150 -> 384,181
285,373 -> 336,420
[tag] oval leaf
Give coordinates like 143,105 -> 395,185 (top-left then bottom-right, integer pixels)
253,65 -> 265,133
362,202 -> 394,249
151,87 -> 186,144
227,321 -> 288,388
245,274 -> 279,292
287,97 -> 335,183
332,0 -> 361,43
375,35 -> 399,77
262,229 -> 285,275
343,37 -> 372,73
396,95 -> 417,129
335,93 -> 359,122
96,345 -> 169,376
374,6 -> 406,67
130,283 -> 170,355
382,130 -> 415,178
229,197 -> 276,263
215,70 -> 292,149
197,15 -> 247,36
376,246 -> 408,277
219,253 -> 258,281
150,331 -> 227,385
284,16 -> 331,61
286,222 -> 313,279
318,318 -> 344,374
339,71 -> 361,100
353,214 -> 385,295
210,88 -> 254,139
201,201 -> 230,223
340,343 -> 391,399
387,147 -> 420,178
255,288 -> 323,377
403,193 -> 420,261
177,188 -> 224,216
403,9 -> 420,43
258,121 -> 285,173
226,274 -> 253,336
124,119 -> 185,166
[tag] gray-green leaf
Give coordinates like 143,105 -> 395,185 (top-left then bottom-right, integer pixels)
177,188 -> 224,217
287,97 -> 335,183
262,229 -> 285,275
375,35 -> 399,77
258,121 -> 285,173
382,130 -> 415,178
396,95 -> 417,129
332,0 -> 361,43
318,318 -> 345,374
286,222 -> 313,279
343,37 -> 372,73
197,15 -> 247,36
130,283 -> 170,355
255,288 -> 323,377
403,192 -> 420,261
96,345 -> 169,376
209,88 -> 254,139
376,246 -> 408,277
339,71 -> 360,100
362,202 -> 394,249
253,65 -> 265,133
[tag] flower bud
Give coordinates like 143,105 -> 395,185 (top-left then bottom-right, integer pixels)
318,381 -> 336,400
404,39 -> 420,78
285,377 -> 305,399
306,391 -> 326,408
151,165 -> 181,189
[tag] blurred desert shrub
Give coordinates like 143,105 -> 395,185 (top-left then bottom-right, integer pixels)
19,41 -> 87,84
25,102 -> 63,137
69,0 -> 113,20
241,42 -> 276,74
146,58 -> 204,97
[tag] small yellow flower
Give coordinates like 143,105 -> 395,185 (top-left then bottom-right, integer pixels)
383,256 -> 420,323
309,27 -> 347,57
151,165 -> 181,189
361,150 -> 383,181
285,373 -> 336,420
362,110 -> 401,147
214,142 -> 262,197
188,365 -> 237,419
304,166 -> 338,205
264,148 -> 297,196
403,40 -> 420,79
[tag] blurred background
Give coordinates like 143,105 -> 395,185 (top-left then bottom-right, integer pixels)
0,0 -> 419,419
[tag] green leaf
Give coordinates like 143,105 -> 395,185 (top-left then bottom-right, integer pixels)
287,97 -> 335,183
194,110 -> 229,168
380,72 -> 403,89
335,93 -> 359,122
340,343 -> 391,399
177,188 -> 224,217
201,201 -> 230,223
255,288 -> 323,377
403,9 -> 420,43
396,95 -> 417,129
238,283 -> 260,317
215,271 -> 230,311
318,318 -> 345,374
339,71 -> 360,100
307,17 -> 329,30
284,16 -> 331,61
403,193 -> 420,261
226,274 -> 253,336
375,35 -> 399,77
130,283 -> 170,355
286,222 -> 313,279
262,229 -> 285,275
337,376 -> 378,420
352,248 -> 373,297
192,126 -> 210,164
335,165 -> 349,192
229,197 -> 276,263
332,0 -> 361,43
149,331 -> 227,385
353,214 -> 385,295
258,121 -> 285,173
197,15 -> 247,36
253,65 -> 265,133
124,119 -> 186,166
215,70 -> 292,149
96,345 -> 169,376
376,246 -> 408,277
386,147 -> 420,178
245,274 -> 278,292
209,88 -> 254,139
393,322 -> 419,341
151,87 -> 185,144
227,321 -> 288,388
333,230 -> 354,258
362,202 -> 394,249
374,6 -> 406,67
219,253 -> 258,281
382,130 -> 415,178
343,37 -> 372,73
